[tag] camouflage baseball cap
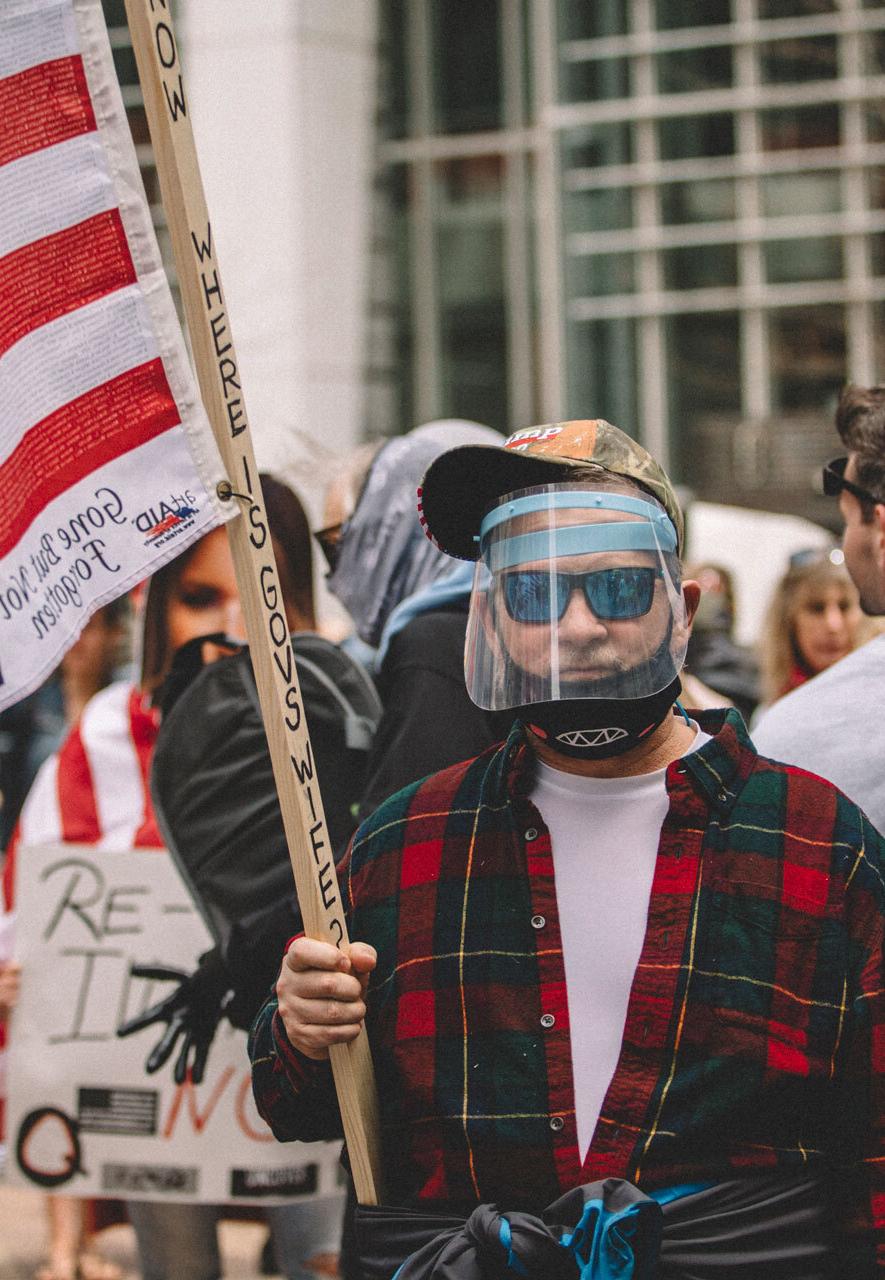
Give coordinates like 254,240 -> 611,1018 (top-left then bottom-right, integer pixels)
418,418 -> 685,559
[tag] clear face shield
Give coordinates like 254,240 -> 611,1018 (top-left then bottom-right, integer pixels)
465,484 -> 690,712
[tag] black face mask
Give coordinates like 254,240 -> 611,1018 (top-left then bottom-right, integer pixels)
514,676 -> 683,759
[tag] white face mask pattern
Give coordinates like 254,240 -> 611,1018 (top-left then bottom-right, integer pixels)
464,484 -> 689,713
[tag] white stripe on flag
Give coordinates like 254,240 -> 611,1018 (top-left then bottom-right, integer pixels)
17,754 -> 63,848
0,0 -> 77,81
0,134 -> 114,262
0,287 -> 157,463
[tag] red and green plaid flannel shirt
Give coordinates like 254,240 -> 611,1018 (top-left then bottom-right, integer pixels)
249,709 -> 885,1269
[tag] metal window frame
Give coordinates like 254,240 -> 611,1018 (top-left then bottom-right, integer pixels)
373,0 -> 885,449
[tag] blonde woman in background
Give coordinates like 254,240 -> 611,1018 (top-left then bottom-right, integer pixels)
756,547 -> 864,710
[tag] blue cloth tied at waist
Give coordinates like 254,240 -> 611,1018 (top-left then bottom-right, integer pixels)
499,1179 -> 696,1279
392,1180 -> 696,1280
352,1173 -> 831,1280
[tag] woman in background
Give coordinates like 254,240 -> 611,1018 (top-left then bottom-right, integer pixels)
757,547 -> 864,710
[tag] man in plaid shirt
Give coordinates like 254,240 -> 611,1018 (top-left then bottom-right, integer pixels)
251,420 -> 885,1275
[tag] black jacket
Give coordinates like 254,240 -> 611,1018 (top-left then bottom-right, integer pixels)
359,606 -> 511,823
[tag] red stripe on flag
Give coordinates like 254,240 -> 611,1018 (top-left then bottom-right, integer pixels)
0,359 -> 180,558
0,209 -> 136,360
57,726 -> 102,845
129,689 -> 163,848
0,55 -> 96,168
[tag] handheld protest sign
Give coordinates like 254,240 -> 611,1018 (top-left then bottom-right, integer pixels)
122,0 -> 383,1204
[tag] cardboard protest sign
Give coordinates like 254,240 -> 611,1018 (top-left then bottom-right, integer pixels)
5,842 -> 343,1205
0,0 -> 232,711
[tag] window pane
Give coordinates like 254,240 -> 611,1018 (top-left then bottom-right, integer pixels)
111,43 -> 138,86
568,253 -> 636,298
764,236 -> 843,283
869,168 -> 885,209
140,165 -> 162,208
866,30 -> 885,75
562,58 -> 630,103
127,105 -> 150,147
655,0 -> 731,29
366,167 -> 414,437
100,0 -> 128,25
875,301 -> 885,379
871,233 -> 885,276
759,36 -> 838,84
434,159 -> 508,429
659,113 -> 735,161
559,0 -> 628,38
430,0 -> 502,133
563,123 -> 633,170
566,187 -> 633,234
761,170 -> 841,217
378,0 -> 409,140
656,47 -> 733,95
760,104 -> 840,151
758,0 -> 835,13
769,305 -> 846,411
868,105 -> 885,143
663,243 -> 738,290
666,312 -> 741,487
567,319 -> 637,428
660,178 -> 736,224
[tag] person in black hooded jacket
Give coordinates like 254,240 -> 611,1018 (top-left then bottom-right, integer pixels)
320,421 -> 512,824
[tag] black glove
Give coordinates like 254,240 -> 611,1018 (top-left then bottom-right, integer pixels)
116,946 -> 231,1084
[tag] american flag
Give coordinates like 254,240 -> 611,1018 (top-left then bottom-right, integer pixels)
0,0 -> 229,711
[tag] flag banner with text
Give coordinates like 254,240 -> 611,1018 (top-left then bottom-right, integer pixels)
0,0 -> 232,711
5,842 -> 344,1205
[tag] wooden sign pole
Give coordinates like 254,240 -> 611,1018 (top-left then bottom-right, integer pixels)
122,0 -> 383,1205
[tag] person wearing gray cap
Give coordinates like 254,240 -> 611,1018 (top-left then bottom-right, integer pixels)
251,419 -> 885,1278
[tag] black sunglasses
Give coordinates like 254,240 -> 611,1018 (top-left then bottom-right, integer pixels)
502,566 -> 663,624
822,457 -> 882,507
313,522 -> 344,573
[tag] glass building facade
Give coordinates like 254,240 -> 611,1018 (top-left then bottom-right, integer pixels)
369,0 -> 885,517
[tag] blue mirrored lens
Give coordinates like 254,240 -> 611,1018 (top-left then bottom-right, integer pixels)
503,572 -> 558,622
586,567 -> 656,618
503,567 -> 657,623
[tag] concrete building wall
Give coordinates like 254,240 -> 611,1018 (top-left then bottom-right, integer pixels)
178,1 -> 378,513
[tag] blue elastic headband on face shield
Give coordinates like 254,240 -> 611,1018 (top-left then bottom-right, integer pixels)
479,491 -> 678,573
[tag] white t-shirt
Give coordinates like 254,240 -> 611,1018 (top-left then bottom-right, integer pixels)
753,632 -> 885,835
530,724 -> 710,1160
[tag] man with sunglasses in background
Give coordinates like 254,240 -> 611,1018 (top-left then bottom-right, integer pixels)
251,419 -> 885,1276
754,383 -> 885,835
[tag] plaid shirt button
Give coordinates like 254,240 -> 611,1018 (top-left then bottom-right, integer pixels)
540,1013 -> 555,1029
525,827 -> 539,841
549,1116 -> 564,1132
531,914 -> 546,929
